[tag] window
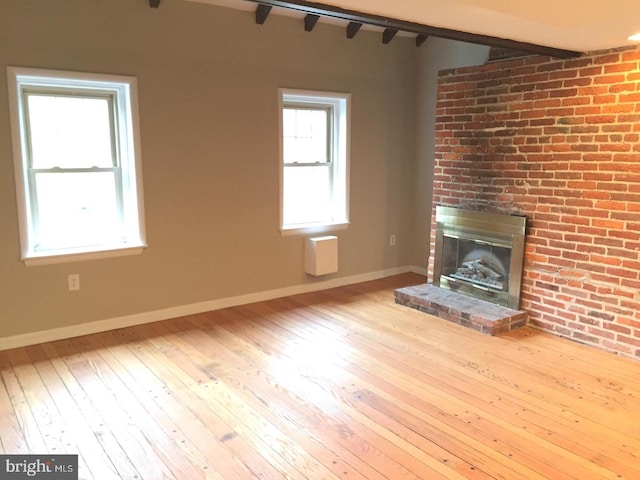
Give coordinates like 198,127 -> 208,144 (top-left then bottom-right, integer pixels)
7,67 -> 146,265
279,89 -> 350,233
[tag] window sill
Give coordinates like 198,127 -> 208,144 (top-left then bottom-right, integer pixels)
23,243 -> 147,267
281,221 -> 349,237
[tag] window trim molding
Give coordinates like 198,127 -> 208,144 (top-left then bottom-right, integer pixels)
7,66 -> 147,266
23,245 -> 146,267
278,88 -> 351,235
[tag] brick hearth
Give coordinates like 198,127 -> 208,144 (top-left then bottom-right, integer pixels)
395,284 -> 528,335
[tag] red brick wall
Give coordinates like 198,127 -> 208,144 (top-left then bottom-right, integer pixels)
430,45 -> 640,359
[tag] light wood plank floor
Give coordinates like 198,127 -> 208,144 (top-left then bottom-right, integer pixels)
1,273 -> 639,479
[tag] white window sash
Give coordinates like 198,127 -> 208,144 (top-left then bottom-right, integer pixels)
279,88 -> 350,234
7,66 -> 146,265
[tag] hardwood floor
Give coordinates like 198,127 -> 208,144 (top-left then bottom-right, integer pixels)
1,273 -> 639,479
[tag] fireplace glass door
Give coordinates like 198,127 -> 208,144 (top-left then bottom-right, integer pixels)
441,235 -> 512,294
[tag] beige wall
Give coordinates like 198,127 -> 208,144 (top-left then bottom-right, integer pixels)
412,38 -> 489,267
0,0 -> 418,338
0,0 -> 487,340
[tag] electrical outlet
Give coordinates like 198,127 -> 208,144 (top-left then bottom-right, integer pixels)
68,274 -> 80,291
389,234 -> 396,246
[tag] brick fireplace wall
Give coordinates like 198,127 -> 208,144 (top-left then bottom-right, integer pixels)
430,45 -> 640,360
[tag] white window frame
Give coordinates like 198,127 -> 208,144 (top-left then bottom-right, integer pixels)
7,67 -> 147,266
279,88 -> 350,235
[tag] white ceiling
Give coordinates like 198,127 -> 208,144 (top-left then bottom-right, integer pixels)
189,0 -> 640,53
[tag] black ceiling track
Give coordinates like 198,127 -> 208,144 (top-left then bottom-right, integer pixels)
247,0 -> 581,58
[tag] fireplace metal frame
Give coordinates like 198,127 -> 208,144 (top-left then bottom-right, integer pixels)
433,206 -> 526,309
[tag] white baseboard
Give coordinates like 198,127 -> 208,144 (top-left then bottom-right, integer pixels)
408,265 -> 428,276
0,265 -> 426,351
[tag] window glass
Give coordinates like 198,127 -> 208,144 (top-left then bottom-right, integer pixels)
27,94 -> 115,169
283,165 -> 332,225
34,172 -> 121,250
283,107 -> 329,164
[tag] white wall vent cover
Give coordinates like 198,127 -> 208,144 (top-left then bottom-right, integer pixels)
305,236 -> 338,276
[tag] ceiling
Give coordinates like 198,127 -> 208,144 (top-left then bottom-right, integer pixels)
188,0 -> 640,53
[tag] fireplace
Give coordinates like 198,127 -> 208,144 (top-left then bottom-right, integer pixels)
433,207 -> 526,309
